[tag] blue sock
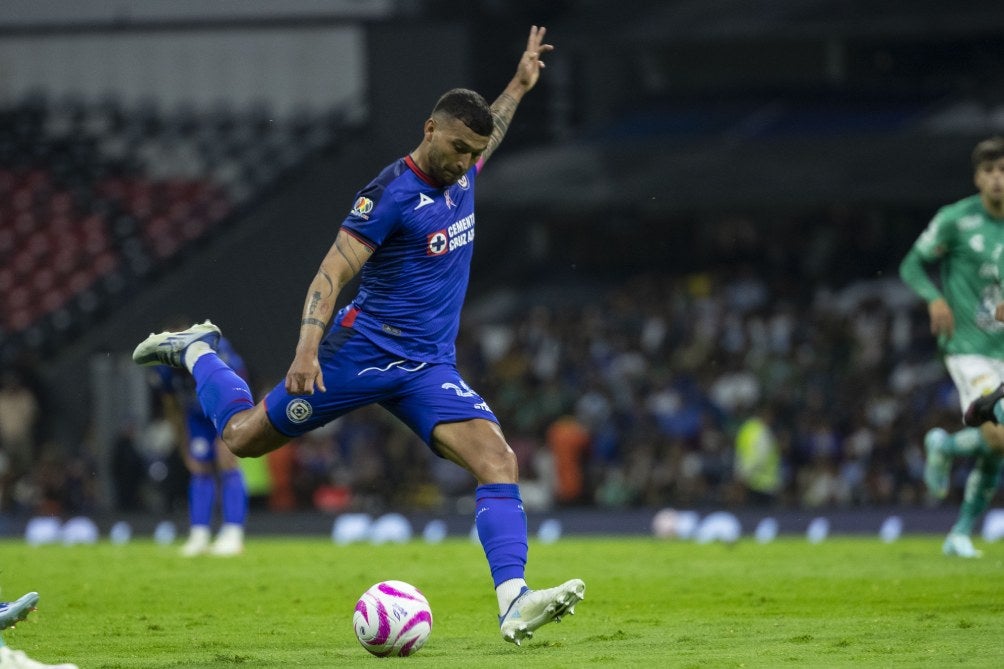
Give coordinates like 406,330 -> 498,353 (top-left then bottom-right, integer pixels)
192,354 -> 255,434
189,473 -> 215,527
220,468 -> 248,525
475,483 -> 528,587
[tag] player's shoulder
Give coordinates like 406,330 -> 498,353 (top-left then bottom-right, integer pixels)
936,194 -> 984,222
351,158 -> 419,213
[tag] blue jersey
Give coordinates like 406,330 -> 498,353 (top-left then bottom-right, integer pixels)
337,155 -> 480,363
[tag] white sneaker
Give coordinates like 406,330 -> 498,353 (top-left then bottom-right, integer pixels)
210,524 -> 244,557
132,320 -> 220,368
943,532 -> 983,558
180,526 -> 212,557
0,646 -> 78,669
0,593 -> 38,630
923,428 -> 951,499
498,579 -> 585,646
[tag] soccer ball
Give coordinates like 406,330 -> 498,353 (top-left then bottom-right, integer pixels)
353,580 -> 433,657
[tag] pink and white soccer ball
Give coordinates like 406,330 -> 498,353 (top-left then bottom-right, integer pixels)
353,580 -> 433,657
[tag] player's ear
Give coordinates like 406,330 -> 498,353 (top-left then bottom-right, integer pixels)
423,118 -> 436,141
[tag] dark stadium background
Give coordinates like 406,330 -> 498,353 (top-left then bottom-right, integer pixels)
2,0 -> 1003,538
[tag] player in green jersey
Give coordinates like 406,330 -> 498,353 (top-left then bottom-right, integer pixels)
899,135 -> 1004,558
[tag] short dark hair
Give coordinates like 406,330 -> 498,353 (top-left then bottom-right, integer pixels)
972,136 -> 1004,169
431,88 -> 493,137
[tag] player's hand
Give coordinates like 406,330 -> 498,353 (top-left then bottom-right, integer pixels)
285,353 -> 326,395
928,298 -> 954,338
513,25 -> 554,92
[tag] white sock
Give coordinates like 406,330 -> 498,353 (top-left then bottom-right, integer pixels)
496,578 -> 528,615
183,341 -> 213,372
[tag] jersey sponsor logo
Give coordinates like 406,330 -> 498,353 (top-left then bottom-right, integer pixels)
427,230 -> 448,255
415,193 -> 434,210
457,174 -> 470,190
351,196 -> 374,219
285,398 -> 313,424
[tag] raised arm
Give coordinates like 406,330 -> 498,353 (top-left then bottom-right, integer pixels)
285,229 -> 373,395
481,25 -> 555,164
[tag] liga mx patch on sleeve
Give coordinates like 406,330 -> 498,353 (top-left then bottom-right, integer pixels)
351,196 -> 375,219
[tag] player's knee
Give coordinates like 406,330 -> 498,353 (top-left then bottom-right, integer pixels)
478,446 -> 518,482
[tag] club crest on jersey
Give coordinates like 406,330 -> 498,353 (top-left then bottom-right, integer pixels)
427,230 -> 448,255
286,398 -> 313,424
457,174 -> 470,190
351,196 -> 374,219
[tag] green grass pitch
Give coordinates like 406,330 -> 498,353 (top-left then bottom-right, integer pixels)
1,535 -> 1001,668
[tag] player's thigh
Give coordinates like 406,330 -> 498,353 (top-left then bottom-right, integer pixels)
944,354 -> 1004,414
383,364 -> 514,482
221,402 -> 290,458
431,419 -> 517,484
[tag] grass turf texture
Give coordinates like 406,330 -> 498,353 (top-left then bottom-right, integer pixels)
0,536 -> 1001,668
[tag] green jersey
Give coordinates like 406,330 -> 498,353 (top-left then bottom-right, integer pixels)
900,194 -> 1004,357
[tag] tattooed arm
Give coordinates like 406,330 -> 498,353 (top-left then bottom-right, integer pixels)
285,229 -> 373,395
481,25 -> 555,164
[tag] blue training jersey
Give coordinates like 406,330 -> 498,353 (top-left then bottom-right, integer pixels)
337,155 -> 480,363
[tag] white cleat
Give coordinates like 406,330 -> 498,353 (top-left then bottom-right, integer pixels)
179,526 -> 211,557
0,592 -> 38,631
499,579 -> 585,646
943,532 -> 982,558
210,524 -> 244,557
0,646 -> 79,669
132,320 -> 220,368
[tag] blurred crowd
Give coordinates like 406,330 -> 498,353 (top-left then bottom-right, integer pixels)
0,206 -> 987,519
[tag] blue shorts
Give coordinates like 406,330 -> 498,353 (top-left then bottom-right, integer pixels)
263,327 -> 499,451
186,412 -> 217,464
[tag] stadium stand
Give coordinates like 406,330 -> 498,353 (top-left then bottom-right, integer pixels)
0,94 -> 343,361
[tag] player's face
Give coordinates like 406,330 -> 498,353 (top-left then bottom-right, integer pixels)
424,116 -> 489,185
974,158 -> 1004,204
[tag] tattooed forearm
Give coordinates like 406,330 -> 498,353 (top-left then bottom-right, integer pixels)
301,317 -> 327,329
307,290 -> 323,316
485,92 -> 519,162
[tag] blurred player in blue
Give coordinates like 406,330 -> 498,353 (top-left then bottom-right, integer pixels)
149,330 -> 249,556
0,592 -> 77,668
133,26 -> 584,645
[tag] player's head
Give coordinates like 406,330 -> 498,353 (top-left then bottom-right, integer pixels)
419,88 -> 493,186
972,136 -> 1004,204
432,88 -> 493,136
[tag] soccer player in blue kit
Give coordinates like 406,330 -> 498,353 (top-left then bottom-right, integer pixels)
133,26 -> 585,646
150,333 -> 249,556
